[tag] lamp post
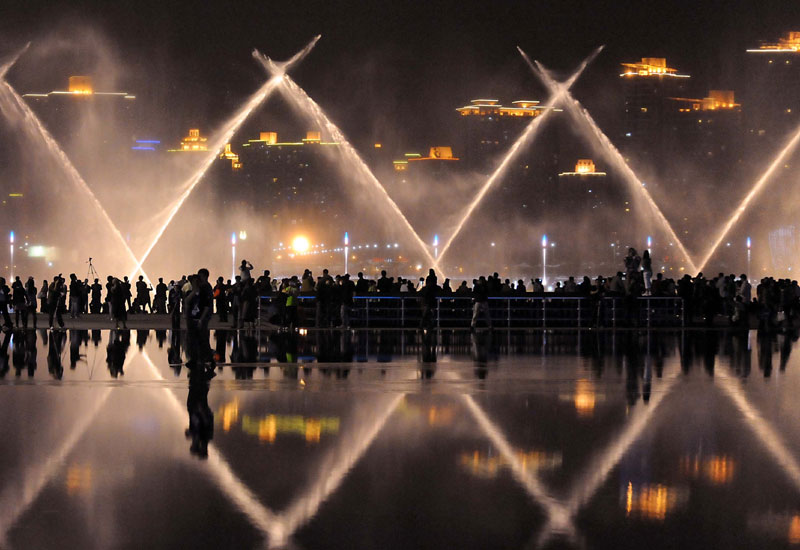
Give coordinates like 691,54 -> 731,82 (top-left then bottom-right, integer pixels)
9,231 -> 13,280
344,232 -> 349,275
542,234 -> 548,287
231,232 -> 236,280
746,236 -> 751,278
433,234 -> 439,261
646,235 -> 652,255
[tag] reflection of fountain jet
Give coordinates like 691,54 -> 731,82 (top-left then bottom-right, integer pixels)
0,45 -> 152,284
435,47 -> 603,267
715,373 -> 800,492
127,36 -> 320,280
696,124 -> 800,272
253,50 -> 439,274
456,369 -> 680,547
521,50 -> 699,274
139,349 -> 408,548
0,387 -> 113,547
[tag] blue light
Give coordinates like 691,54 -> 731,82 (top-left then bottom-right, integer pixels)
541,234 -> 548,248
433,234 -> 439,246
131,146 -> 155,151
135,140 -> 161,144
344,231 -> 349,245
746,237 -> 751,249
9,231 -> 14,244
231,232 -> 237,245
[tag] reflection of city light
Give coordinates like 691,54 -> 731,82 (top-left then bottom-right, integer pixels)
624,482 -> 687,520
238,414 -> 340,444
679,455 -> 736,485
574,379 -> 596,417
65,463 -> 92,495
219,398 -> 240,432
460,449 -> 562,478
790,515 -> 800,543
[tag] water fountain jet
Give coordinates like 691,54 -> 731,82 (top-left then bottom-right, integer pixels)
696,123 -> 800,272
522,50 -> 699,274
127,36 -> 321,280
0,47 -> 152,284
436,47 -> 603,267
253,50 -> 440,275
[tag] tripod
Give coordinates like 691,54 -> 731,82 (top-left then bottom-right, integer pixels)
86,257 -> 98,280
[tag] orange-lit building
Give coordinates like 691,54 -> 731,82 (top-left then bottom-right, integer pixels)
456,98 -> 552,172
745,32 -> 800,141
620,58 -> 690,157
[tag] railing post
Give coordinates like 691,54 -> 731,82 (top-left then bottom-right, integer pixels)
577,298 -> 581,328
507,298 -> 511,329
437,298 -> 441,329
365,298 -> 370,328
647,297 -> 651,328
401,297 -> 405,328
612,298 -> 617,329
542,298 -> 547,328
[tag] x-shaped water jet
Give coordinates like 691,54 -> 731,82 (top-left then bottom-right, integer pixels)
127,36 -> 321,280
520,49 -> 700,275
435,47 -> 604,268
0,44 -> 154,285
252,50 -> 440,275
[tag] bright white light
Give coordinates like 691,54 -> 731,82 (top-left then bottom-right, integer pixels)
239,231 -> 247,240
292,236 -> 310,253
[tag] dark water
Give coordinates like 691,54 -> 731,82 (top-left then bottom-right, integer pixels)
1,328 -> 800,549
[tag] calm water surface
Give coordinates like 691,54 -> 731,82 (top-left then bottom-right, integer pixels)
1,328 -> 799,549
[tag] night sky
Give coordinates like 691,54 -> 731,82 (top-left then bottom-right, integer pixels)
0,0 -> 798,150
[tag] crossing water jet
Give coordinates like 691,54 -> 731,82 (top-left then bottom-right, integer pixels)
436,47 -> 603,267
127,36 -> 321,280
253,50 -> 440,274
696,122 -> 800,272
0,45 -> 152,284
523,51 -> 699,274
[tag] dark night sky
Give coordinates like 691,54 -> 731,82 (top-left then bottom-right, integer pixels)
1,0 -> 798,150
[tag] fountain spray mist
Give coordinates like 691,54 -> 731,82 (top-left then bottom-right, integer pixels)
0,43 -> 29,80
697,123 -> 800,272
253,50 -> 439,274
0,46 -> 152,284
127,37 -> 320,280
436,47 -> 603,266
523,51 -> 699,274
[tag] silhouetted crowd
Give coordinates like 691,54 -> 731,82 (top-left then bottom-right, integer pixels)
2,251 -> 799,331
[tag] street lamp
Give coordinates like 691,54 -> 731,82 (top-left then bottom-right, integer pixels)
433,234 -> 439,260
231,232 -> 237,280
344,232 -> 349,275
746,237 -> 751,278
542,234 -> 548,286
9,231 -> 13,280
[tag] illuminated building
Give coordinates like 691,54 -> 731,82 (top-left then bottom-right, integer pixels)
557,160 -> 609,212
745,32 -> 800,141
666,90 -> 743,164
169,128 -> 209,152
220,143 -> 242,170
221,130 -> 343,236
455,98 -> 551,172
620,58 -> 690,157
392,146 -> 460,179
21,75 -> 138,157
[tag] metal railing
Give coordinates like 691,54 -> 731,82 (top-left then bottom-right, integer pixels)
256,294 -> 685,328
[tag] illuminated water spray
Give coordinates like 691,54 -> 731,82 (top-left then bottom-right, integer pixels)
127,36 -> 321,280
0,48 -> 151,283
253,51 -> 439,273
436,46 -> 604,267
522,50 -> 699,274
696,123 -> 800,272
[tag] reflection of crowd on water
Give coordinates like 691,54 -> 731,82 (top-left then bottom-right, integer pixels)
2,251 -> 800,331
